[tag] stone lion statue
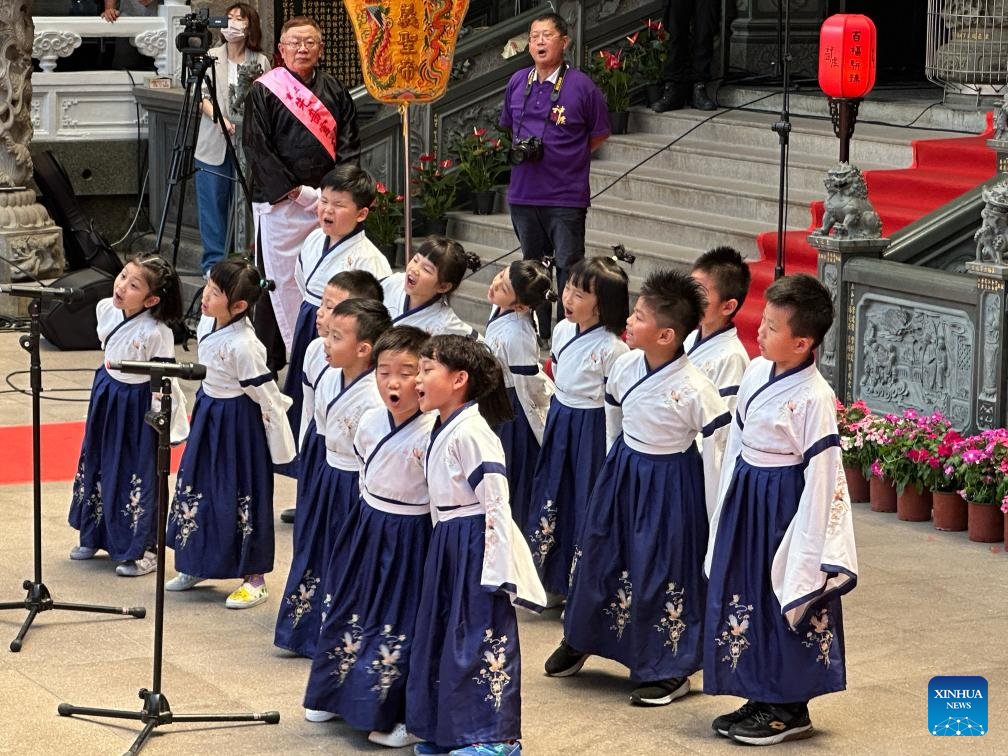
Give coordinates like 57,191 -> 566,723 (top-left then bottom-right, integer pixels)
974,182 -> 1008,264
812,162 -> 883,240
228,61 -> 264,124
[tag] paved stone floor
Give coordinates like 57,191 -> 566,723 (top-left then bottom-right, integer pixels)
0,331 -> 1006,754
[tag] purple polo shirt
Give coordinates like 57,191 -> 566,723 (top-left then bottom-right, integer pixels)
500,65 -> 610,208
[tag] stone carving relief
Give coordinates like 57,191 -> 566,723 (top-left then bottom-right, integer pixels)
855,294 -> 973,429
812,163 -> 882,240
979,291 -> 1001,402
974,182 -> 1008,264
6,231 -> 63,280
132,29 -> 168,74
820,260 -> 839,369
31,30 -> 82,73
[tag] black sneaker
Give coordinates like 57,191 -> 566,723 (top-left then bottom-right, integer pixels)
280,507 -> 296,524
728,703 -> 813,745
711,700 -> 762,737
630,676 -> 690,706
544,640 -> 588,677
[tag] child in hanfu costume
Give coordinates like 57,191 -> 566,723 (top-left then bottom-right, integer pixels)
166,259 -> 296,608
280,164 -> 391,476
484,260 -> 556,529
703,274 -> 858,746
303,326 -> 435,749
274,298 -> 389,656
69,255 -> 188,577
548,271 -> 730,708
407,335 -> 546,756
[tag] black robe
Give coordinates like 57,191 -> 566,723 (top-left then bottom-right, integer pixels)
243,66 -> 361,204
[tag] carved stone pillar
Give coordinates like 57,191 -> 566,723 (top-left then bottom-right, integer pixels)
730,0 -> 827,80
1,1 -> 64,316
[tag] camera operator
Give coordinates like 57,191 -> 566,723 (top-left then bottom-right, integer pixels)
499,12 -> 610,341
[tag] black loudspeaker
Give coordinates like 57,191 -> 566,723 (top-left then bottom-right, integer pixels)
39,267 -> 114,350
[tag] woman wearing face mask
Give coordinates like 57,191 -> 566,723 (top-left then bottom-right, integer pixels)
193,3 -> 271,275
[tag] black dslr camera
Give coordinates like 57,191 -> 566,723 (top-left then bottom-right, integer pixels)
508,137 -> 544,166
176,7 -> 229,56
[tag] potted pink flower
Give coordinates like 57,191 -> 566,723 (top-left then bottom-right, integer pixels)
837,399 -> 872,502
946,429 -> 1008,543
590,47 -> 631,134
880,409 -> 951,522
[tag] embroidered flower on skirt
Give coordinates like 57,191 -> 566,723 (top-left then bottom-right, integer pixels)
286,569 -> 321,628
472,628 -> 511,712
802,608 -> 835,668
367,625 -> 407,702
326,614 -> 364,686
122,474 -> 145,535
529,498 -> 558,566
716,593 -> 753,670
654,581 -> 687,655
604,571 -> 633,640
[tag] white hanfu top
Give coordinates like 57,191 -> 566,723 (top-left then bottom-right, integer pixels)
298,337 -> 330,450
295,227 -> 392,306
424,403 -> 546,610
322,368 -> 383,471
704,356 -> 858,629
381,273 -> 477,338
97,298 -> 189,444
605,350 -> 731,519
354,407 -> 435,516
549,319 -> 629,446
485,306 -> 554,443
684,324 -> 750,413
196,314 -> 296,464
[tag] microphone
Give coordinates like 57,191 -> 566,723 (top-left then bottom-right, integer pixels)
0,283 -> 83,303
107,360 -> 207,380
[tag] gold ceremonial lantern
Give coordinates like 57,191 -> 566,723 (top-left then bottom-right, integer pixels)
344,0 -> 470,253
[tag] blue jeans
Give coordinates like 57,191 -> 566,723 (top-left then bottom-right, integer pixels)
509,203 -> 587,339
194,153 -> 234,274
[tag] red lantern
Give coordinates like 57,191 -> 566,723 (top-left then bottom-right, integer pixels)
818,14 -> 877,100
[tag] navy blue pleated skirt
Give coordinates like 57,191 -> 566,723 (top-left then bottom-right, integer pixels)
494,387 -> 540,532
68,367 -> 158,561
565,437 -> 708,682
276,300 -> 318,478
275,432 -> 359,657
167,389 -> 275,579
304,501 -> 433,731
406,515 -> 522,748
703,459 -> 847,702
525,399 -> 606,595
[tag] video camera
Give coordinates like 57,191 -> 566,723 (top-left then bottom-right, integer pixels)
176,7 -> 228,57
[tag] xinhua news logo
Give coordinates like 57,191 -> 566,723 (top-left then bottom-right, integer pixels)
928,676 -> 987,736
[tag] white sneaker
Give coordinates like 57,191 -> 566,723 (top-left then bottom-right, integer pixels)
69,545 -> 98,560
116,551 -> 157,577
165,572 -> 206,591
225,580 -> 268,609
369,723 -> 420,748
304,708 -> 338,722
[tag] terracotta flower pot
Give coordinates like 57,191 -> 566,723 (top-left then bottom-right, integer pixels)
897,486 -> 932,522
967,501 -> 1004,543
869,476 -> 896,513
844,465 -> 870,503
932,491 -> 967,532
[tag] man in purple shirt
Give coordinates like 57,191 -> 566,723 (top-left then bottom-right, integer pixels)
500,12 -> 610,339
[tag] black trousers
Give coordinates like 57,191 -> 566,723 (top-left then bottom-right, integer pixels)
253,225 -> 288,375
661,0 -> 718,86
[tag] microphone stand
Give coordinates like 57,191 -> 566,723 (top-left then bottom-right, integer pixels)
771,0 -> 793,280
57,366 -> 280,755
0,296 -> 146,652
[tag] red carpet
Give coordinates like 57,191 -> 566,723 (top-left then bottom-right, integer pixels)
0,421 -> 184,485
737,117 -> 997,355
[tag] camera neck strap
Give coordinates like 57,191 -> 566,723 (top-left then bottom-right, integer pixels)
513,61 -> 568,141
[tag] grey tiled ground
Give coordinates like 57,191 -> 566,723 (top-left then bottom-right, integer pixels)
0,331 -> 1006,754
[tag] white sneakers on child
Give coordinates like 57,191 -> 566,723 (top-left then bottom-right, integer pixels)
116,550 -> 157,577
304,708 -> 338,722
165,572 -> 206,591
369,723 -> 420,748
69,545 -> 98,560
225,581 -> 268,609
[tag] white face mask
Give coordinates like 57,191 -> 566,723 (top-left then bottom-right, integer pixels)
221,20 -> 248,43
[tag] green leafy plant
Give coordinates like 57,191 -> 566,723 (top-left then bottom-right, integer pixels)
625,19 -> 669,85
451,126 -> 509,193
590,47 -> 630,113
365,180 -> 404,247
412,153 -> 458,221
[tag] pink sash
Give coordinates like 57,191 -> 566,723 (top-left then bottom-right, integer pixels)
257,67 -> 338,160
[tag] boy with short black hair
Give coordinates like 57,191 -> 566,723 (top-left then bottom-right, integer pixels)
685,246 -> 751,411
702,273 -> 857,745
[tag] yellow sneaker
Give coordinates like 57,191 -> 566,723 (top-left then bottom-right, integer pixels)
225,581 -> 268,609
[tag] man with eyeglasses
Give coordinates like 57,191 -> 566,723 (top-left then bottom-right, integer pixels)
500,12 -> 610,342
244,15 -> 360,373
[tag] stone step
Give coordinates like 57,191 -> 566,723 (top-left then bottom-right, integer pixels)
594,134 -> 883,194
714,84 -> 989,135
589,159 -> 820,227
627,107 -> 922,168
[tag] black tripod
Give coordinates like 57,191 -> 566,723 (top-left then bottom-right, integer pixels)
57,360 -> 279,755
154,48 -> 251,271
0,290 -> 145,652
